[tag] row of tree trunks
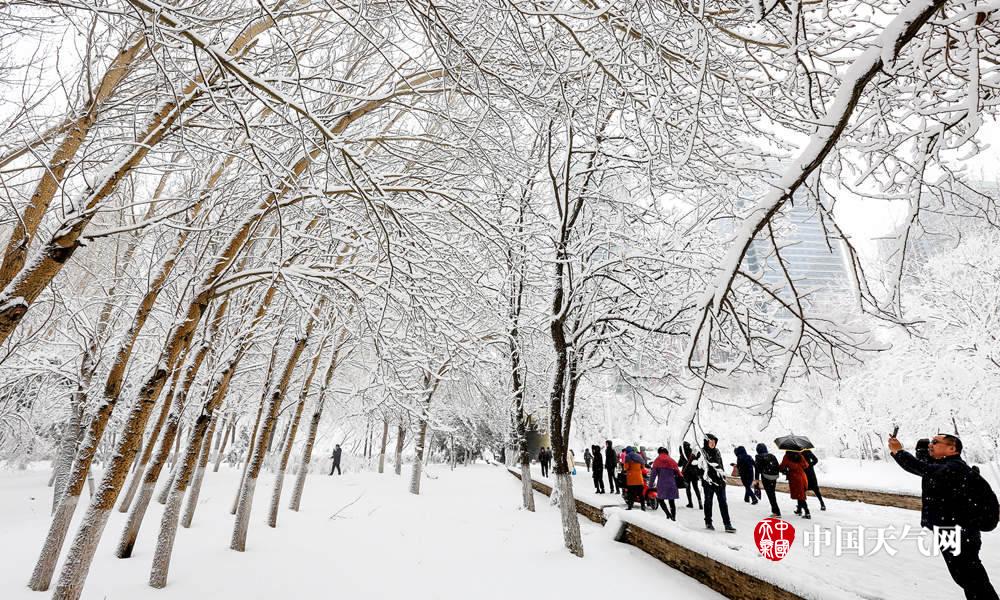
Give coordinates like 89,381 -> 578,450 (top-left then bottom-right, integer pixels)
114,336 -> 216,559
28,166 -> 185,590
118,361 -> 187,514
148,310 -> 263,588
229,338 -> 283,514
267,329 -> 330,527
231,306 -> 320,551
288,326 -> 351,512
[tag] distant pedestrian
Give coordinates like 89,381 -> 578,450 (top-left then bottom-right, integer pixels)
754,443 -> 782,517
591,445 -> 605,493
802,449 -> 827,511
890,433 -> 999,600
779,451 -> 811,519
623,446 -> 646,511
569,448 -> 576,475
699,434 -> 735,532
329,444 -> 342,476
605,440 -> 619,493
733,446 -> 758,505
584,447 -> 592,472
538,447 -> 551,477
649,447 -> 683,520
678,441 -> 703,509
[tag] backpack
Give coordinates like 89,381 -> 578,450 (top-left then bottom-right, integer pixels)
759,454 -> 780,479
963,466 -> 999,532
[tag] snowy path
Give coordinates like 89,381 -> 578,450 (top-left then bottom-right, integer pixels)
0,463 -> 724,599
534,465 -> 1000,600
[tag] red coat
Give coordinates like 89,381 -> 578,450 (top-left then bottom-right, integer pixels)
780,452 -> 809,501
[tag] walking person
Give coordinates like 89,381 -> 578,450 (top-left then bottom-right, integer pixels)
605,440 -> 619,493
591,445 -> 605,493
623,446 -> 646,511
890,433 -> 999,600
802,449 -> 827,511
569,448 -> 576,475
754,443 -> 782,517
538,447 -> 551,477
779,450 -> 811,519
649,447 -> 683,520
678,441 -> 703,509
733,446 -> 759,505
584,447 -> 592,472
329,444 -> 342,476
700,434 -> 736,532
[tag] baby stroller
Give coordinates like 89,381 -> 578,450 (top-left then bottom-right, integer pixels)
618,466 -> 658,509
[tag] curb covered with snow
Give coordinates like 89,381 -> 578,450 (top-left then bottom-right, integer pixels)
505,467 -> 870,600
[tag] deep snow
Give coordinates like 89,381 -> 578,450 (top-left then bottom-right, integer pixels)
0,462 -> 724,599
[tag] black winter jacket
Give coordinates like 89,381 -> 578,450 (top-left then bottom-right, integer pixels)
893,451 -> 972,530
604,446 -> 617,470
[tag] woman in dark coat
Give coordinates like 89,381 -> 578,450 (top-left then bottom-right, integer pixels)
677,441 -> 703,509
802,449 -> 827,511
733,446 -> 758,505
649,447 -> 683,520
591,444 -> 605,493
779,451 -> 811,518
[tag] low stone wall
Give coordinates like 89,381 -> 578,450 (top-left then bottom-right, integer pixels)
724,476 -> 921,511
622,522 -> 805,600
506,468 -> 806,600
508,468 -> 608,524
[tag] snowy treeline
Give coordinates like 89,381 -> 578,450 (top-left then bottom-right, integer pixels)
0,0 -> 998,588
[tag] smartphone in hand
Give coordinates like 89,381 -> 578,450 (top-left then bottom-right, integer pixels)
891,425 -> 899,438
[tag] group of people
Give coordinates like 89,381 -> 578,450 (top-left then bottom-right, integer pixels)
572,434 -> 828,533
535,430 -> 996,600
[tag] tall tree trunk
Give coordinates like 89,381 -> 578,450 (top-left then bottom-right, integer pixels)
377,418 -> 389,474
148,410 -> 212,588
51,391 -> 85,514
118,357 -> 187,513
548,245 -> 584,557
148,326 -> 253,588
180,414 -> 216,528
394,421 -> 406,476
409,371 -> 443,496
214,416 -> 235,473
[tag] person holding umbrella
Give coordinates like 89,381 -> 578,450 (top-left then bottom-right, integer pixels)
775,435 -> 815,519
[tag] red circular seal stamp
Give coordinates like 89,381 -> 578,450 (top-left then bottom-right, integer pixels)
754,517 -> 796,561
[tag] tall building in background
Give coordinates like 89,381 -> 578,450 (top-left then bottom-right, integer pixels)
742,200 -> 856,311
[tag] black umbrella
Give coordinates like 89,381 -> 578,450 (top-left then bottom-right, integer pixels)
774,435 -> 814,452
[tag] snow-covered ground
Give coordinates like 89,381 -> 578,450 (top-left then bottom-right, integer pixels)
537,465 -> 1000,600
0,462 -> 724,599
